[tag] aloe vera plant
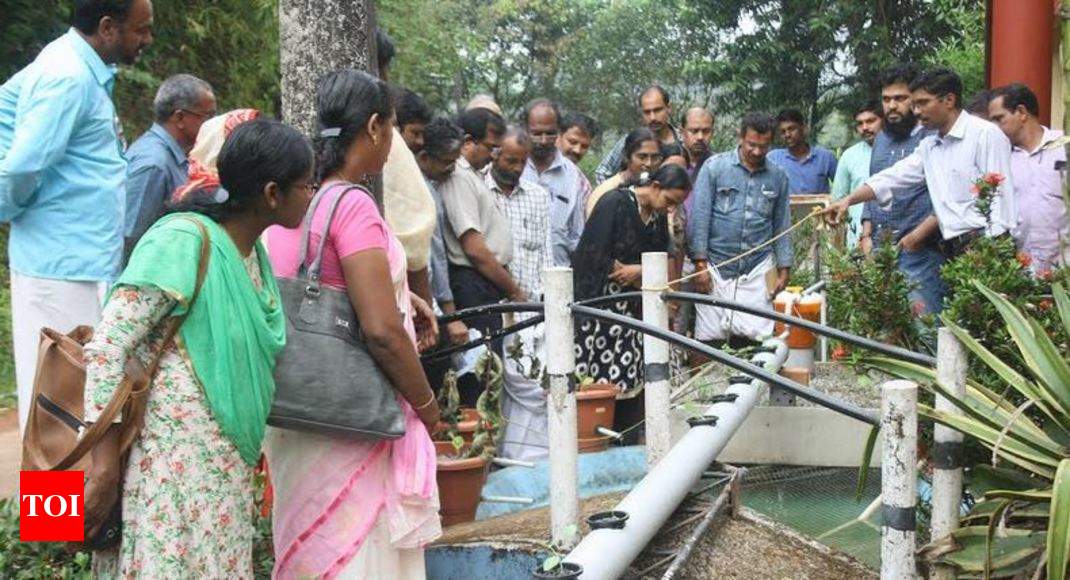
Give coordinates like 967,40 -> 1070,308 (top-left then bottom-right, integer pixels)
867,281 -> 1070,579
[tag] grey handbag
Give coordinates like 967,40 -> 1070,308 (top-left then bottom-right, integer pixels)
268,184 -> 405,439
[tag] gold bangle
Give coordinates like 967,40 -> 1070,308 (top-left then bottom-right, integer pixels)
415,392 -> 436,410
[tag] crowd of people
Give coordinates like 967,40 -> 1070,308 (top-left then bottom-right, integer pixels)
2,0 -> 1068,578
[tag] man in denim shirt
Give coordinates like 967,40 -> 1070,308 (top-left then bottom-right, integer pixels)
688,113 -> 793,347
859,64 -> 945,315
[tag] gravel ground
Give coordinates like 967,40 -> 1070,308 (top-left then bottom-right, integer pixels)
436,490 -> 876,579
673,358 -> 886,410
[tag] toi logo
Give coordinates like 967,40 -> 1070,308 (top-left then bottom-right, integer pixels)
19,471 -> 84,542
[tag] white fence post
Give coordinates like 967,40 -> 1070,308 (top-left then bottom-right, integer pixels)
642,252 -> 672,466
931,328 -> 967,580
543,267 -> 579,549
881,380 -> 918,580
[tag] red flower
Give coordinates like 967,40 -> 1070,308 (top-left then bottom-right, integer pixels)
1038,298 -> 1054,311
1038,269 -> 1053,281
970,184 -> 980,196
1016,252 -> 1033,268
983,172 -> 1005,186
911,300 -> 926,317
832,345 -> 849,360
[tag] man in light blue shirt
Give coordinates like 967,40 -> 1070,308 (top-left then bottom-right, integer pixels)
0,0 -> 154,432
831,101 -> 883,247
689,113 -> 793,346
520,99 -> 588,267
124,73 -> 215,261
768,108 -> 838,195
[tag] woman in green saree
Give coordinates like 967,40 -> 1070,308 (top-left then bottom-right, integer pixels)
82,119 -> 314,578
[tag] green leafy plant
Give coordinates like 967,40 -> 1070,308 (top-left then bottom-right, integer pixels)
433,352 -> 504,461
868,282 -> 1070,579
0,497 -> 91,579
540,523 -> 579,573
826,239 -> 929,353
941,235 -> 1069,391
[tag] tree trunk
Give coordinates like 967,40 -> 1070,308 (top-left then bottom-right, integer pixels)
279,0 -> 377,137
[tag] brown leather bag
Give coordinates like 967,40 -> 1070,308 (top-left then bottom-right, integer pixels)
21,218 -> 211,545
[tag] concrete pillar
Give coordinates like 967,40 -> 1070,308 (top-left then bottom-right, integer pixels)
642,252 -> 672,466
543,267 -> 579,549
931,329 -> 967,580
881,380 -> 918,580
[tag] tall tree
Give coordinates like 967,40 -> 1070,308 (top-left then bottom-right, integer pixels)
279,0 -> 376,137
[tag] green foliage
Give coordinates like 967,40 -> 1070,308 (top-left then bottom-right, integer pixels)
941,236 -> 1069,390
826,241 -> 927,352
868,282 -> 1070,579
0,498 -> 91,578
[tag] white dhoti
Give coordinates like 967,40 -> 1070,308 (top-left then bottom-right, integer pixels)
499,313 -> 549,462
11,272 -> 108,435
694,257 -> 776,342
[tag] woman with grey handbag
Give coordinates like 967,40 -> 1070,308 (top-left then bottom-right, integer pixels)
264,69 -> 443,579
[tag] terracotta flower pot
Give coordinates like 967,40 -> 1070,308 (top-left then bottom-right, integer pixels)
433,439 -> 470,457
434,407 -> 482,446
577,435 -> 611,454
575,384 -> 617,440
780,366 -> 811,386
436,454 -> 488,526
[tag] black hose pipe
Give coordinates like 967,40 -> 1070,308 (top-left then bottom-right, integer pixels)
571,304 -> 879,426
436,302 -> 545,324
420,314 -> 545,363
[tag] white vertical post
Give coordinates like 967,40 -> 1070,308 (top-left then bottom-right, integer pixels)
931,328 -> 967,580
543,267 -> 579,549
881,380 -> 918,580
642,252 -> 672,466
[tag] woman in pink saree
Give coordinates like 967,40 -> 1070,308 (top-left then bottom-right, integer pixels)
264,70 -> 442,578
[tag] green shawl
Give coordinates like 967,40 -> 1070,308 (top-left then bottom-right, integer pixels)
117,213 -> 286,465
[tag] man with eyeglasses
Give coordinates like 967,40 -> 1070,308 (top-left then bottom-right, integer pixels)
520,99 -> 589,266
439,107 -> 525,358
123,73 -> 215,261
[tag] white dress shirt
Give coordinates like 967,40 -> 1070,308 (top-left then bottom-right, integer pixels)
866,111 -> 1017,239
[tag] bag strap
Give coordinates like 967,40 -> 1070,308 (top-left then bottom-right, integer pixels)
294,186 -> 334,279
305,185 -> 364,283
52,217 -> 212,471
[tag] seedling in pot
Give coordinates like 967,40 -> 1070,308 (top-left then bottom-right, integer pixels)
535,524 -> 582,578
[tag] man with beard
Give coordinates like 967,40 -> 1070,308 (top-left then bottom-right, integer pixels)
557,112 -> 599,166
831,100 -> 882,248
595,85 -> 682,184
485,127 -> 552,460
521,99 -> 589,266
857,65 -> 945,314
769,108 -> 838,195
829,66 -> 1017,313
1,0 -> 154,432
681,107 -> 714,173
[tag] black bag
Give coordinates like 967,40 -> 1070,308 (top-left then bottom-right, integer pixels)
268,185 -> 405,439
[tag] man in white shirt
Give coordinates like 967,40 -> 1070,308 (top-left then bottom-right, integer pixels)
826,68 -> 1017,259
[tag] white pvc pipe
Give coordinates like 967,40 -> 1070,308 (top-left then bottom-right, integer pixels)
492,457 -> 536,469
881,380 -> 918,580
565,339 -> 789,579
642,252 -> 672,466
931,328 -> 967,580
543,267 -> 579,549
481,495 -> 535,505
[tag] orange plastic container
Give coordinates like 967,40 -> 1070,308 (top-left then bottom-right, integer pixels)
773,291 -> 823,349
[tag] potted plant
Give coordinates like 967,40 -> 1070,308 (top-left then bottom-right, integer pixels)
506,337 -> 618,453
532,525 -> 583,579
575,375 -> 618,453
434,352 -> 504,526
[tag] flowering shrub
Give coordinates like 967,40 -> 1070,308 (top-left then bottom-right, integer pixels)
969,171 -> 1005,222
826,240 -> 929,355
941,235 -> 1069,388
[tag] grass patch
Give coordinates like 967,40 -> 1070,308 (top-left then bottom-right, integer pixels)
0,224 -> 13,409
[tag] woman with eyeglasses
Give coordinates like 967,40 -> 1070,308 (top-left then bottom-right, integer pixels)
585,128 -> 662,216
572,163 -> 691,439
